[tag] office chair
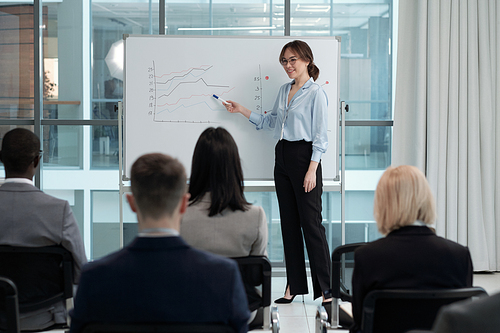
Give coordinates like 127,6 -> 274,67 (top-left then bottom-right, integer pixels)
230,256 -> 272,330
0,245 -> 74,330
0,277 -> 20,333
361,287 -> 488,333
330,242 -> 368,328
81,323 -> 235,333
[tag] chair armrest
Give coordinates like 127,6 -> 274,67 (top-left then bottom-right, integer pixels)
0,277 -> 20,333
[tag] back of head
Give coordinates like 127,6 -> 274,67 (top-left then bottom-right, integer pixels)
374,165 -> 436,235
189,127 -> 249,216
279,40 -> 320,81
0,128 -> 40,175
130,153 -> 186,220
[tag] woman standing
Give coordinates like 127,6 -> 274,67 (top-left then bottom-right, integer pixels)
224,40 -> 332,304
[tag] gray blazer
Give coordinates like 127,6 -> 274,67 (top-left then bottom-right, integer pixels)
180,194 -> 267,258
0,182 -> 87,330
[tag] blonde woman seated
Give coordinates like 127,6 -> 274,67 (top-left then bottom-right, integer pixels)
181,127 -> 268,327
350,165 -> 473,333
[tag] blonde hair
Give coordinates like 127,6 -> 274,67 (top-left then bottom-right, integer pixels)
374,165 -> 436,235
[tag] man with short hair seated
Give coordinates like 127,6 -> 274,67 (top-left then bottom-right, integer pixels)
0,128 -> 87,331
69,153 -> 250,333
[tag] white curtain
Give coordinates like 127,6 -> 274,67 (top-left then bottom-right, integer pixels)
393,0 -> 499,271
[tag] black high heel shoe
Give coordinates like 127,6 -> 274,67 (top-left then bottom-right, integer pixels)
274,294 -> 296,304
274,285 -> 296,304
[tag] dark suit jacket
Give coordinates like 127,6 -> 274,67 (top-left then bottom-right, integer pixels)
432,292 -> 500,333
69,236 -> 250,333
351,226 -> 473,332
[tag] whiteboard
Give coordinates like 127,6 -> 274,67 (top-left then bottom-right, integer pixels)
123,35 -> 340,181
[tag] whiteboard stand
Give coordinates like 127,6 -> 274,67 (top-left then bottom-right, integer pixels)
117,101 -> 347,249
118,101 -> 125,248
340,101 -> 346,246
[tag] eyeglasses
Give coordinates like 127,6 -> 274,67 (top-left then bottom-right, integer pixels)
280,57 -> 301,66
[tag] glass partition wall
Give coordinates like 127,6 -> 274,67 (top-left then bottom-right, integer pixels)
0,0 -> 394,262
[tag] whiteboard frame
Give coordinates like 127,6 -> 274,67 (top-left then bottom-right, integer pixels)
122,34 -> 341,181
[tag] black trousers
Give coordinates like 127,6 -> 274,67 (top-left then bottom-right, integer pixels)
274,139 -> 331,300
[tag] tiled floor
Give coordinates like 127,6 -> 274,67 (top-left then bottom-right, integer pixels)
51,272 -> 500,333
251,275 -> 350,333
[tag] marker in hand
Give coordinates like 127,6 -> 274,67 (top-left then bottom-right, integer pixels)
213,94 -> 230,105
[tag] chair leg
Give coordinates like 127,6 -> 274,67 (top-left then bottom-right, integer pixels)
330,297 -> 340,327
270,306 -> 280,333
263,305 -> 270,329
315,305 -> 329,333
66,298 -> 74,326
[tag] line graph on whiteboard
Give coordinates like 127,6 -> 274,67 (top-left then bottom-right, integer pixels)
146,60 -> 332,124
147,61 -> 237,124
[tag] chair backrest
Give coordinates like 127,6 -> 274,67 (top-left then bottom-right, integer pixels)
230,256 -> 272,308
0,277 -> 20,333
0,245 -> 73,313
330,242 -> 368,328
230,256 -> 272,330
81,323 -> 235,333
361,287 -> 488,333
331,242 -> 368,302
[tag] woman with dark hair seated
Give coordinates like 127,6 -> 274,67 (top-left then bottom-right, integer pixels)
180,127 -> 267,326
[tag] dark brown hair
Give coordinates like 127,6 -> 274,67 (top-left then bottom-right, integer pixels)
189,127 -> 249,217
130,153 -> 186,219
279,40 -> 320,81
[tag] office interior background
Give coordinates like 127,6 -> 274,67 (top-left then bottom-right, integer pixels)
0,0 -> 395,262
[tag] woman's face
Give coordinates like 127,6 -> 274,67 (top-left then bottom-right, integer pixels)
281,48 -> 310,82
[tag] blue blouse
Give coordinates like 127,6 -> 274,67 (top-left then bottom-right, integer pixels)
249,77 -> 329,162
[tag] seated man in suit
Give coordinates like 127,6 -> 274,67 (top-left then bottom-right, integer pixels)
69,153 -> 250,333
0,128 -> 87,331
